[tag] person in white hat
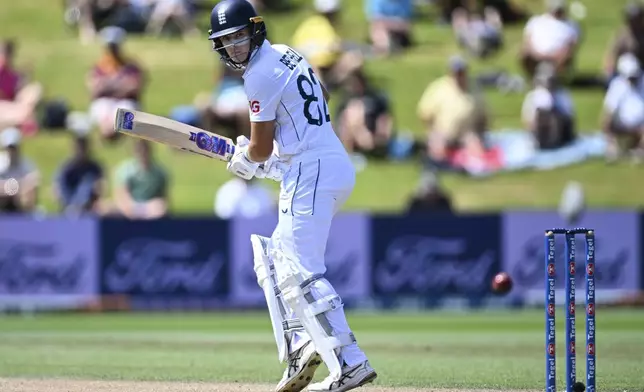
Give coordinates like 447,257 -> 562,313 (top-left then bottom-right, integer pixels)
87,26 -> 145,141
602,52 -> 644,161
0,127 -> 40,212
520,0 -> 580,78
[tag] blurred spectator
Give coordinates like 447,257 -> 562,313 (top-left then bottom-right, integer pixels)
144,0 -> 200,39
521,62 -> 576,150
602,53 -> 644,162
451,3 -> 503,58
0,127 -> 39,213
603,2 -> 644,83
291,0 -> 364,90
365,0 -> 414,56
406,171 -> 453,213
214,176 -> 276,219
113,139 -> 169,219
417,56 -> 488,164
249,0 -> 295,11
53,129 -> 106,216
65,0 -> 147,44
0,39 -> 43,134
198,64 -> 250,140
520,0 -> 579,79
335,69 -> 394,158
435,0 -> 528,25
87,27 -> 146,141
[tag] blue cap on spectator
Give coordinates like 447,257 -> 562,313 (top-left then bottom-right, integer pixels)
1,127 -> 21,148
448,55 -> 468,72
100,26 -> 127,45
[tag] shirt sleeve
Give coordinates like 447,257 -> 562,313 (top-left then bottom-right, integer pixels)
245,71 -> 286,122
417,81 -> 440,122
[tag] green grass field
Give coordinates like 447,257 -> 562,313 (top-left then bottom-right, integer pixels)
0,310 -> 642,391
3,0 -> 644,214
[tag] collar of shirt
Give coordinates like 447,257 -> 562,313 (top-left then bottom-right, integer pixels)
243,39 -> 271,79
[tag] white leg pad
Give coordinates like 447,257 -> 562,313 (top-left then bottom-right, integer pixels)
251,234 -> 303,363
278,272 -> 356,382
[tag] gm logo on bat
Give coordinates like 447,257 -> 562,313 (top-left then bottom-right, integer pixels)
189,131 -> 234,157
122,111 -> 135,130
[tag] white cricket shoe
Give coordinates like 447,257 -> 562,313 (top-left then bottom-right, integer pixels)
306,360 -> 377,392
276,341 -> 322,392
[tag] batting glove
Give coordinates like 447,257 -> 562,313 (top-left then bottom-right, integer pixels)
227,145 -> 260,180
255,154 -> 286,182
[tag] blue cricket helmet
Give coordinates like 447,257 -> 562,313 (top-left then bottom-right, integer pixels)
208,0 -> 267,69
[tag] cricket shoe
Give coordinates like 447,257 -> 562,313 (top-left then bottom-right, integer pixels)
276,340 -> 322,392
306,360 -> 377,392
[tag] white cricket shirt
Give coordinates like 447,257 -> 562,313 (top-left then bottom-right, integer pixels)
242,40 -> 346,161
523,14 -> 578,56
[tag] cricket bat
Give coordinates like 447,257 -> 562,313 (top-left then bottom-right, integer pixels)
113,108 -> 236,161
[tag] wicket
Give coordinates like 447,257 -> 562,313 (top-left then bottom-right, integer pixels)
544,228 -> 596,392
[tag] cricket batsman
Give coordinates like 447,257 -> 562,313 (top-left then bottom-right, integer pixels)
207,0 -> 377,391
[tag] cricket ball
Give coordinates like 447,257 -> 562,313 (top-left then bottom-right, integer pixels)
492,272 -> 513,295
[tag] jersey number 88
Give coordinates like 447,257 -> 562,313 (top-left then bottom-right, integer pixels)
297,67 -> 331,127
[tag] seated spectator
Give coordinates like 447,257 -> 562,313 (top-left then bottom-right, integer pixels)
417,56 -> 488,164
198,64 -> 250,140
113,139 -> 169,219
602,53 -> 644,162
451,3 -> 503,58
0,39 -> 43,134
521,62 -> 576,150
365,0 -> 414,56
291,0 -> 364,90
0,127 -> 39,213
53,131 -> 105,216
144,0 -> 199,39
249,0 -> 295,11
214,176 -> 276,219
520,0 -> 579,79
435,0 -> 528,25
603,2 -> 644,83
335,69 -> 394,158
406,171 -> 453,213
87,27 -> 145,141
66,0 -> 148,44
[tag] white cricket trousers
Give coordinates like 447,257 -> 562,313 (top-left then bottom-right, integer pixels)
271,152 -> 367,366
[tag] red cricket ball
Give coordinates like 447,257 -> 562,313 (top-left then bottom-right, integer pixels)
492,272 -> 513,295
